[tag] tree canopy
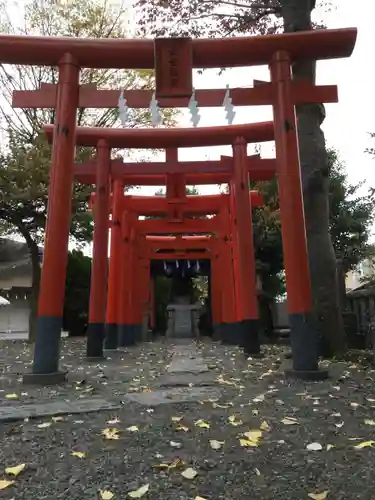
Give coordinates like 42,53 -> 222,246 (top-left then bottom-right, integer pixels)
253,149 -> 375,299
0,0 -> 177,339
135,0 -> 326,38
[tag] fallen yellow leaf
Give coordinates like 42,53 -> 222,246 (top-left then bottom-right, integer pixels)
128,484 -> 149,498
154,459 -> 185,471
281,417 -> 298,425
260,421 -> 270,432
126,426 -> 139,432
71,451 -> 86,459
171,416 -> 183,422
5,393 -> 18,399
364,419 -> 375,426
175,425 -> 189,432
308,492 -> 329,500
37,422 -> 52,429
354,440 -> 374,449
195,419 -> 210,429
101,428 -> 120,440
195,497 -> 207,500
100,490 -> 114,500
326,444 -> 335,451
253,394 -> 265,402
0,479 -> 14,490
239,438 -> 259,447
212,402 -> 232,409
228,415 -> 243,427
209,439 -> 224,450
181,467 -> 198,479
5,463 -> 25,476
243,430 -> 262,443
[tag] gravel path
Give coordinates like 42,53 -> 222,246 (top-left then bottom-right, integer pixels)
1,338 -> 375,499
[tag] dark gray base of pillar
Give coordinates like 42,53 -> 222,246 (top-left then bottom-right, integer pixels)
32,316 -> 62,374
133,324 -> 142,343
86,322 -> 105,359
218,322 -> 243,345
288,312 -> 323,373
241,319 -> 261,356
118,324 -> 137,347
104,323 -> 118,350
285,368 -> 329,381
23,371 -> 67,386
212,324 -> 222,342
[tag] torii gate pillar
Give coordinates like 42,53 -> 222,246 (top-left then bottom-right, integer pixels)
86,140 -> 111,360
24,55 -> 80,385
270,51 -> 326,379
104,179 -> 124,350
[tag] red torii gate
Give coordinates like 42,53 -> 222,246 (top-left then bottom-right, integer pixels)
113,209 -> 240,347
75,154 -> 276,184
90,190 -> 264,348
4,26 -> 356,384
87,150 -> 269,350
52,123 -> 273,357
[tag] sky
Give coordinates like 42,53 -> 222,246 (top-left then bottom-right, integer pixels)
127,0 -> 375,198
2,0 -> 375,252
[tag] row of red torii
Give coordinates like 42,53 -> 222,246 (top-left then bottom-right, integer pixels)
3,26 -> 357,384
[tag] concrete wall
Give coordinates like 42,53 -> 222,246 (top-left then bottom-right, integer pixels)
0,264 -> 32,290
272,300 -> 289,329
0,298 -> 29,335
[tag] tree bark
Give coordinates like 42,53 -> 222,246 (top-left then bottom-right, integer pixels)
280,0 -> 346,356
17,226 -> 41,343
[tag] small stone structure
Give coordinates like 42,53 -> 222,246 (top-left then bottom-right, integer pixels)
166,302 -> 200,338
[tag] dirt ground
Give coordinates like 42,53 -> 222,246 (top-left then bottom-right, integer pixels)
1,338 -> 375,499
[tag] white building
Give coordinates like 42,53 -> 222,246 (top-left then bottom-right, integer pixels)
346,258 -> 375,291
0,238 -> 39,338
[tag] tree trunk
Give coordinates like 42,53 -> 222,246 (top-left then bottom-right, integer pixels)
18,226 -> 41,343
280,0 -> 346,356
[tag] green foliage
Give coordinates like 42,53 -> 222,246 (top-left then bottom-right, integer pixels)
63,250 -> 92,335
251,149 -> 375,297
252,178 -> 284,298
328,149 -> 375,272
154,186 -> 199,196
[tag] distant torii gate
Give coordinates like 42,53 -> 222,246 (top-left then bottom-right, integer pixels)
54,123 -> 273,358
3,27 -> 356,383
89,188 -> 265,350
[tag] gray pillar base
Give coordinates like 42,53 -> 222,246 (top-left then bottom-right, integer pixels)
220,322 -> 243,345
288,312 -> 322,373
32,316 -> 62,374
133,324 -> 142,343
104,323 -> 118,350
23,371 -> 67,386
118,324 -> 137,347
212,324 -> 222,342
241,319 -> 261,356
86,322 -> 104,359
285,368 -> 329,381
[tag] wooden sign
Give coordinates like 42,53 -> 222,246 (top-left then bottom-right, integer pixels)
154,37 -> 193,98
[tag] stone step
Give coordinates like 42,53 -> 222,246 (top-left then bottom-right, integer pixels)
0,398 -> 121,422
124,387 -> 221,406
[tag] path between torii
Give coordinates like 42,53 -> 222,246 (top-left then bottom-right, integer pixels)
0,339 -> 222,422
